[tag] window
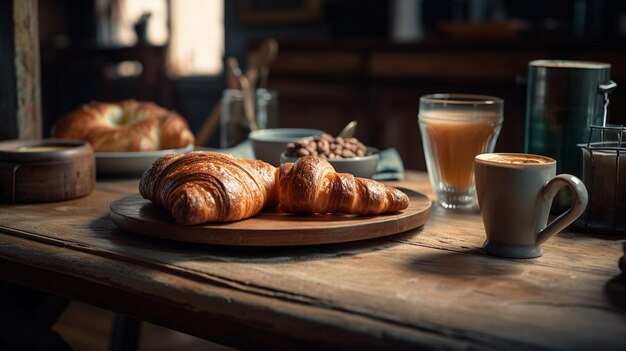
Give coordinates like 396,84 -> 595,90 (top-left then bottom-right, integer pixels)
168,0 -> 224,76
107,0 -> 224,76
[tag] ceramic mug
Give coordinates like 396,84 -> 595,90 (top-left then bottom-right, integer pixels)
474,153 -> 588,258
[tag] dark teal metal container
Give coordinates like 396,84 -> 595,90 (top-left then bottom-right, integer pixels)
525,60 -> 616,177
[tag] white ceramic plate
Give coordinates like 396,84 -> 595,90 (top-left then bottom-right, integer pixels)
95,144 -> 194,177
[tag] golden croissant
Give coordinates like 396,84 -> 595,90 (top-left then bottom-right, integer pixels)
278,156 -> 409,214
139,152 -> 409,225
139,152 -> 278,224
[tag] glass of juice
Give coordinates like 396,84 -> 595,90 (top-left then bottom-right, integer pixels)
418,94 -> 503,209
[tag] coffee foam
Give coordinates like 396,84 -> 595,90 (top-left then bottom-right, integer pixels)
476,153 -> 554,167
420,111 -> 502,123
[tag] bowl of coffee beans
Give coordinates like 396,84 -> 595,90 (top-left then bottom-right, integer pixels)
281,133 -> 380,178
249,128 -> 324,166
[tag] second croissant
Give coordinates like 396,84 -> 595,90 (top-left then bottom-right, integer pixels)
139,151 -> 410,225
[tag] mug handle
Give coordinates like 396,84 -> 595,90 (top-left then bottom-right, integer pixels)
536,174 -> 588,245
598,80 -> 617,94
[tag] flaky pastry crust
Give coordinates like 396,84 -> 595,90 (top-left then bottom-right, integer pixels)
279,156 -> 409,214
139,151 -> 278,224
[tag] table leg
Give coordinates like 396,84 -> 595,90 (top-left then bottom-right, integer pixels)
108,314 -> 142,351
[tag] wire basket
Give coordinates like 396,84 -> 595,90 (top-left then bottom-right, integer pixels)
573,125 -> 626,234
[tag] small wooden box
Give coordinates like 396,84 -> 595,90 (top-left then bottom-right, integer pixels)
0,139 -> 95,203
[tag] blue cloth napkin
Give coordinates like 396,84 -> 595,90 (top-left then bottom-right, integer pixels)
197,140 -> 405,181
372,148 -> 405,181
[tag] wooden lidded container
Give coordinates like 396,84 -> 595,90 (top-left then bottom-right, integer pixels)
0,139 -> 95,203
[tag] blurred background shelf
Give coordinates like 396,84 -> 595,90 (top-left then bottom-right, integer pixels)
30,0 -> 626,171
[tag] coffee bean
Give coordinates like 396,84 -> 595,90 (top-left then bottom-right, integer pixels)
342,150 -> 355,158
284,133 -> 373,160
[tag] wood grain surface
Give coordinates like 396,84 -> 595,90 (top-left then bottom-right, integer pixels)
110,190 -> 431,246
1,172 -> 625,350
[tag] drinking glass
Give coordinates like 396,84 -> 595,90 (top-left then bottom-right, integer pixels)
220,89 -> 278,148
418,94 -> 503,209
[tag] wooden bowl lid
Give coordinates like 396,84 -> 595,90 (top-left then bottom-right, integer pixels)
0,139 -> 95,203
0,139 -> 92,162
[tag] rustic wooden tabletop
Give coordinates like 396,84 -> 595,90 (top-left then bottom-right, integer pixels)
1,171 -> 625,350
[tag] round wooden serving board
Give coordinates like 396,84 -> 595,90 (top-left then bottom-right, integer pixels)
110,189 -> 431,246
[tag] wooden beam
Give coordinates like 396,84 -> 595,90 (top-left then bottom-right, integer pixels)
0,0 -> 42,140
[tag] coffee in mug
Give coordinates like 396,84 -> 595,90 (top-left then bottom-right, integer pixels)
474,153 -> 588,258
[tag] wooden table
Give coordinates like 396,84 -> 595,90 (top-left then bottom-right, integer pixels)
1,171 -> 625,350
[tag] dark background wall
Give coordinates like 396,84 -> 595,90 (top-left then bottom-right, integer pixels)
36,0 -> 626,169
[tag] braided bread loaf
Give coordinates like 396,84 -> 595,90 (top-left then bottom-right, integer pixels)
139,152 -> 409,225
52,100 -> 194,152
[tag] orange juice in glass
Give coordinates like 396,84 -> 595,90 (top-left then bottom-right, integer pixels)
418,94 -> 503,209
